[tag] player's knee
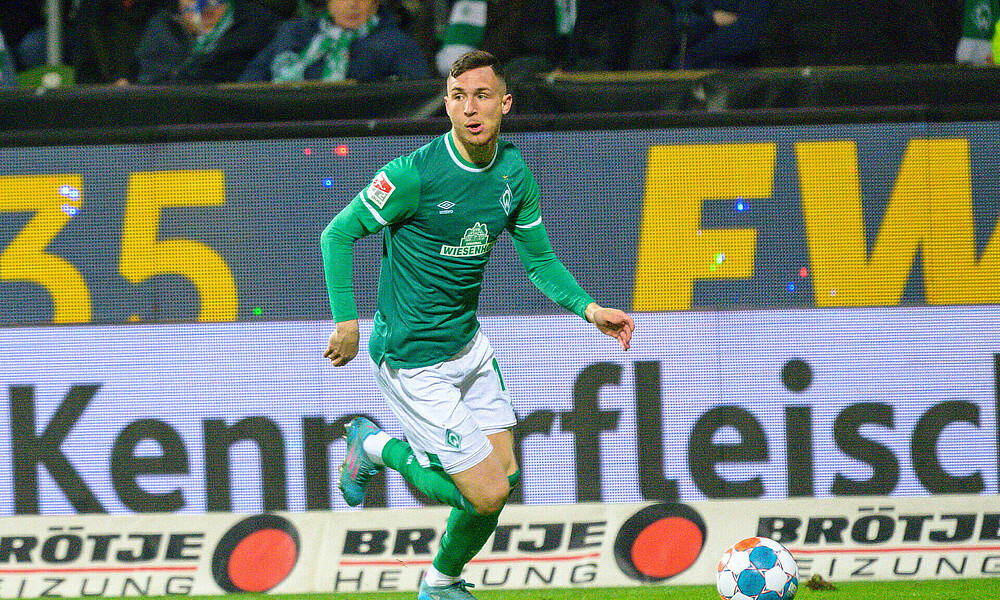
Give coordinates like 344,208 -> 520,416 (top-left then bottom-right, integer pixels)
469,482 -> 511,515
471,493 -> 507,515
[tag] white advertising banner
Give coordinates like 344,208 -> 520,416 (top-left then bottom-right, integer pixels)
316,494 -> 1000,591
0,494 -> 996,597
0,305 -> 997,516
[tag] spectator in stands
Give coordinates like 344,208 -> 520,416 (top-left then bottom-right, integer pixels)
761,0 -> 944,67
434,0 -> 489,75
15,0 -> 83,72
387,0 -> 437,66
72,0 -> 168,84
956,0 -> 997,64
0,30 -> 19,86
671,0 -> 770,68
0,2 -> 45,70
434,0 -> 644,77
130,0 -> 281,84
241,0 -> 430,83
519,0 -> 642,72
626,0 -> 769,70
930,0 -> 963,60
0,1 -> 50,71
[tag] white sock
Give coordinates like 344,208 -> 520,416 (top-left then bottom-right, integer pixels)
423,565 -> 460,587
362,431 -> 391,466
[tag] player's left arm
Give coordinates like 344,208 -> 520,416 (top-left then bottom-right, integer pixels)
508,171 -> 634,350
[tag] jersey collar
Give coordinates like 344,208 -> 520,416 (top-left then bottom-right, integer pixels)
444,131 -> 497,172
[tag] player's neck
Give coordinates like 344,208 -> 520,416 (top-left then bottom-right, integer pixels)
450,130 -> 497,167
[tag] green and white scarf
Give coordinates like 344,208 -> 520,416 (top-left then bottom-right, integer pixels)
957,0 -> 998,63
436,0 -> 575,74
441,0 -> 576,46
436,0 -> 576,74
962,0 -> 999,39
553,0 -> 577,36
271,14 -> 379,83
440,0 -> 487,49
190,3 -> 235,55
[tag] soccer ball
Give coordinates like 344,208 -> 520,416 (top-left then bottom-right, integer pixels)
716,537 -> 798,600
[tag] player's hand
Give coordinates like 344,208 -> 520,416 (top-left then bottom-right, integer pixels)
325,320 -> 359,366
585,303 -> 635,351
713,9 -> 738,26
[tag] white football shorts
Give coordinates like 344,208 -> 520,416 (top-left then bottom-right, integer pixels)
369,329 -> 516,474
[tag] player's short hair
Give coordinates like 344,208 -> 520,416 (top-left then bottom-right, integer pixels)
449,50 -> 505,82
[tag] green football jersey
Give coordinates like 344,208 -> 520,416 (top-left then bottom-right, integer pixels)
322,131 -> 594,368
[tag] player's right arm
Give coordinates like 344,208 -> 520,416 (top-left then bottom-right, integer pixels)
321,157 -> 420,366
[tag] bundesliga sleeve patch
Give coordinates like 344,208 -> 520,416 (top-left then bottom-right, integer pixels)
366,171 -> 396,208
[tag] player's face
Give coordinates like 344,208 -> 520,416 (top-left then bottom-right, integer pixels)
328,0 -> 378,30
444,66 -> 512,152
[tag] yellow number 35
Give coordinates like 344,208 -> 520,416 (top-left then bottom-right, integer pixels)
1,170 -> 238,324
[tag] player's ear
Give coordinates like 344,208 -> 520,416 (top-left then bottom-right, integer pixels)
501,93 -> 512,115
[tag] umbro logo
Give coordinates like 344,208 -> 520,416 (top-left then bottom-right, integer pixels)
438,200 -> 455,214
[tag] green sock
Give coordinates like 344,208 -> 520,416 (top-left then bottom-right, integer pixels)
432,470 -> 521,577
381,438 -> 473,511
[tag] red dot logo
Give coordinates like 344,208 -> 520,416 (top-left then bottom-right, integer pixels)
614,503 -> 707,582
212,515 -> 300,592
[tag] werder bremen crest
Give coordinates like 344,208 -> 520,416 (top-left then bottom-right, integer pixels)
499,183 -> 512,215
440,222 -> 494,257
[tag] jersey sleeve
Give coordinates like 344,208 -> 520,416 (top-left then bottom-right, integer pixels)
507,167 -> 543,232
355,155 -> 421,230
320,157 -> 421,322
508,170 -> 595,320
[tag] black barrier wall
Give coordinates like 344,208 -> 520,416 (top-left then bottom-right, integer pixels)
2,65 -> 1000,138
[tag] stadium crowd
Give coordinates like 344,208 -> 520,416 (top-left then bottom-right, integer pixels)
0,0 -> 992,88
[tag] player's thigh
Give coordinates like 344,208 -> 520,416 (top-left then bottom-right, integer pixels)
455,334 -> 518,480
486,429 -> 517,476
462,333 -> 516,436
371,357 -> 493,474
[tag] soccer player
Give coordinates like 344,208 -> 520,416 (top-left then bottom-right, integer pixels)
320,50 -> 634,600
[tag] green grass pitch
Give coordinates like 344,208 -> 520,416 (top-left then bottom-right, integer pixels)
92,579 -> 998,600
318,578 -> 995,599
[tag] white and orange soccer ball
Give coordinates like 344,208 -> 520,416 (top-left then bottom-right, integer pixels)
716,537 -> 798,600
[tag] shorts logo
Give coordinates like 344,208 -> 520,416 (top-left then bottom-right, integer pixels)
445,429 -> 462,449
440,222 -> 493,257
366,172 -> 395,208
499,183 -> 512,215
